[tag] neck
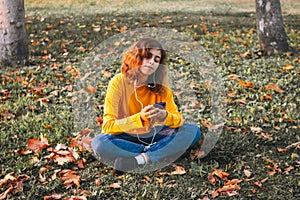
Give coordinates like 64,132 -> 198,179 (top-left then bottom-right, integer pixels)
136,68 -> 149,86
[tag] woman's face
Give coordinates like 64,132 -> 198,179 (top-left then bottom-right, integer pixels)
139,48 -> 161,76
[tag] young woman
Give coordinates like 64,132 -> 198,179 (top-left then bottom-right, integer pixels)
91,38 -> 201,174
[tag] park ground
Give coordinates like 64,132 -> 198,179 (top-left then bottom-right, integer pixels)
0,0 -> 300,199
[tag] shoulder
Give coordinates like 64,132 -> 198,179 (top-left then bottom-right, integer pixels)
108,73 -> 126,85
110,73 -> 124,82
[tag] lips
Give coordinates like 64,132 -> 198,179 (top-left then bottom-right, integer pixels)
143,65 -> 153,69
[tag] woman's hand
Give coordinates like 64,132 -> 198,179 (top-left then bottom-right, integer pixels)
140,105 -> 167,123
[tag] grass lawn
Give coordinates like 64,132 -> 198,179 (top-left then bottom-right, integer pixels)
1,0 -> 300,199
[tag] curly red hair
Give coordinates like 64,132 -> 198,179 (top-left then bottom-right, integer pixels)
121,38 -> 168,94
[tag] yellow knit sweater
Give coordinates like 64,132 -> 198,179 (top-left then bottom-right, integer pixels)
102,73 -> 183,134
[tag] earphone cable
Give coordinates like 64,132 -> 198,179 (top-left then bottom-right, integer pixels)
134,79 -> 157,146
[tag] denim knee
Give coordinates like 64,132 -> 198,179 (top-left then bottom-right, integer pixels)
182,123 -> 201,145
91,133 -> 109,158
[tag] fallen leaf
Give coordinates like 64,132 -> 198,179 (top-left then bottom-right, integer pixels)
170,165 -> 186,175
282,64 -> 294,72
109,182 -> 122,189
27,133 -> 49,153
155,177 -> 163,184
75,135 -> 93,152
250,127 -> 263,134
12,149 -> 32,155
44,193 -> 62,200
190,148 -> 205,160
244,169 -> 252,178
38,166 -> 51,183
241,50 -> 251,58
0,185 -> 13,200
59,170 -> 80,188
63,196 -> 87,200
266,83 -> 284,93
277,148 -> 287,152
238,79 -> 254,88
208,169 -> 229,185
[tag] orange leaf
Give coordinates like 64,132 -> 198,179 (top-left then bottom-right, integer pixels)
282,64 -> 294,72
190,148 -> 205,160
54,155 -> 75,165
0,185 -> 14,200
238,79 -> 254,88
266,83 -> 284,93
261,94 -> 272,100
277,148 -> 287,152
203,119 -> 211,128
211,31 -> 219,37
27,134 -> 49,153
13,149 -> 33,155
208,173 -> 217,185
59,170 -> 80,188
44,193 -> 62,200
213,170 -> 229,180
109,182 -> 122,189
170,165 -> 186,175
75,135 -> 93,152
38,166 -> 51,183
208,169 -> 229,185
155,177 -> 164,184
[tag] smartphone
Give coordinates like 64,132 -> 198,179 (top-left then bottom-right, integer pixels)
153,102 -> 166,109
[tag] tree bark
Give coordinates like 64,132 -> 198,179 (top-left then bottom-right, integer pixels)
0,0 -> 28,67
255,0 -> 289,55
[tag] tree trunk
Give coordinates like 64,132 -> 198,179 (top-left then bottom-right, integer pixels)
0,0 -> 28,67
255,0 -> 289,55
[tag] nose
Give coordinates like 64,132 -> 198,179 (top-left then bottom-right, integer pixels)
148,57 -> 155,64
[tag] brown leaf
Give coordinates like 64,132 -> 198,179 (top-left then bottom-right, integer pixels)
79,128 -> 93,136
109,182 -> 122,189
203,119 -> 211,128
144,176 -> 151,182
282,64 -> 294,72
190,148 -> 205,160
241,50 -> 251,58
39,166 -> 51,183
27,134 -> 49,153
1,112 -> 15,120
155,177 -> 164,184
12,149 -> 33,155
0,185 -> 13,200
244,169 -> 252,178
170,165 -> 186,175
63,196 -> 87,200
250,127 -> 263,134
266,83 -> 284,93
95,179 -> 102,186
213,170 -> 229,180
238,79 -> 254,88
54,155 -> 75,165
208,169 -> 229,185
0,174 -> 29,199
260,94 -> 272,100
44,193 -> 62,200
76,135 -> 93,152
210,190 -> 219,198
277,148 -> 287,152
208,173 -> 217,185
59,170 -> 80,188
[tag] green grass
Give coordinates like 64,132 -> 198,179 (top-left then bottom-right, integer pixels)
1,2 -> 300,199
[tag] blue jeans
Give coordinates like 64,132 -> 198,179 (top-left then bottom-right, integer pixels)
91,123 -> 201,165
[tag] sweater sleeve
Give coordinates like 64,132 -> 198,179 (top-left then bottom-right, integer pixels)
102,75 -> 144,134
162,89 -> 184,128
